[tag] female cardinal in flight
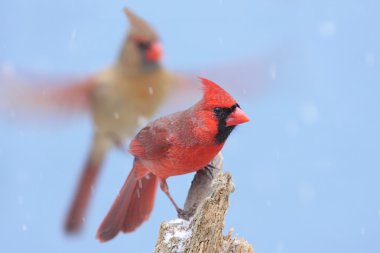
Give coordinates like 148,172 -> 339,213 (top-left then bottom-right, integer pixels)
96,78 -> 250,242
60,8 -> 176,233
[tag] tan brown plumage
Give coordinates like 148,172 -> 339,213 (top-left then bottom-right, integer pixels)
63,8 -> 174,233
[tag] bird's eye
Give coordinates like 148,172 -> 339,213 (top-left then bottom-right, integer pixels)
214,107 -> 222,114
137,42 -> 150,50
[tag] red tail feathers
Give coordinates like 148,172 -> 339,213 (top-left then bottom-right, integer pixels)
96,164 -> 158,242
65,136 -> 108,233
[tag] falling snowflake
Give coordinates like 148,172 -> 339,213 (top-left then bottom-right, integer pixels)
39,172 -> 44,182
17,170 -> 29,184
300,103 -> 320,124
286,122 -> 299,136
17,195 -> 23,206
218,37 -> 224,45
1,62 -> 15,76
298,182 -> 316,204
360,226 -> 366,236
138,116 -> 149,127
269,64 -> 277,80
365,53 -> 375,66
276,242 -> 285,253
318,21 -> 336,37
148,86 -> 154,95
69,29 -> 77,51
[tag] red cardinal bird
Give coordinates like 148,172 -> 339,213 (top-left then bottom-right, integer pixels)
96,78 -> 250,242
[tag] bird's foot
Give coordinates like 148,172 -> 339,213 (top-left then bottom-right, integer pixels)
203,163 -> 216,179
177,207 -> 195,221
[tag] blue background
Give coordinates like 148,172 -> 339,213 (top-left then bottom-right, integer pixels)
1,0 -> 379,252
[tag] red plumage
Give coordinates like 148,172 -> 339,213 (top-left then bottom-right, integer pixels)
96,78 -> 250,242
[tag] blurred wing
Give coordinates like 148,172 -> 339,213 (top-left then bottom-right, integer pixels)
0,69 -> 95,120
196,58 -> 271,96
170,52 -> 286,102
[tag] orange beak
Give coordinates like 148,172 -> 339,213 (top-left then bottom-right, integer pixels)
145,42 -> 162,62
226,107 -> 250,127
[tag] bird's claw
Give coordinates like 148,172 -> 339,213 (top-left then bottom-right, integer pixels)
203,164 -> 216,179
177,208 -> 191,220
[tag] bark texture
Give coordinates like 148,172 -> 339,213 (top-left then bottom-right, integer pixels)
154,154 -> 254,253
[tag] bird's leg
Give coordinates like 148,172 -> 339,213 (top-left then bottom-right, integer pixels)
160,179 -> 185,216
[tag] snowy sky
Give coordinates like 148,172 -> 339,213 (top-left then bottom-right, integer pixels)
0,0 -> 379,252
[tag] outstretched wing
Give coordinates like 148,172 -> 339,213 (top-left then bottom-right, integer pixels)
0,69 -> 96,120
169,51 -> 286,106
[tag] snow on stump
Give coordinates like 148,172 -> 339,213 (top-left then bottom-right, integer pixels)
154,153 -> 254,253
